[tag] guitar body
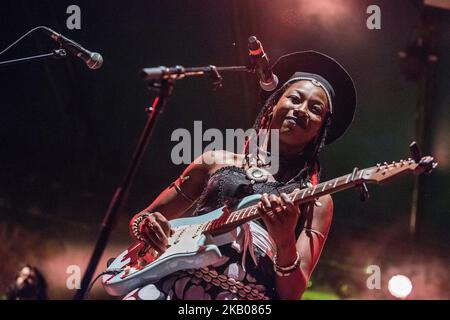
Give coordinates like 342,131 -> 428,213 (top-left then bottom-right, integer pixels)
102,194 -> 262,296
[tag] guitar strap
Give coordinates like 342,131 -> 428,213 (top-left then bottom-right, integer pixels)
240,223 -> 257,272
230,222 -> 276,272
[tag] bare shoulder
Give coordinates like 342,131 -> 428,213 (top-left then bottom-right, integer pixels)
201,150 -> 245,175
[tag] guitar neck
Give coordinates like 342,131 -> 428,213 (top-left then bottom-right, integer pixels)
203,169 -> 365,235
201,155 -> 436,235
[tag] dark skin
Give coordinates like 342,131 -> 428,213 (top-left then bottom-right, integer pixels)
134,80 -> 334,300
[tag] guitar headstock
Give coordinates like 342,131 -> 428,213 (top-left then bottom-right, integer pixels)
360,156 -> 437,184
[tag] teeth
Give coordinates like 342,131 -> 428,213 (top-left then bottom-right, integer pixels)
285,116 -> 307,128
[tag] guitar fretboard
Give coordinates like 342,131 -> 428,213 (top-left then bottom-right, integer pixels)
203,169 -> 365,235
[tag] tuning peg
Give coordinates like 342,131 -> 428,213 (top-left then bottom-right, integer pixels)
409,141 -> 422,163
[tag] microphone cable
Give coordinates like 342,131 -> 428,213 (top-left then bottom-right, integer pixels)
0,26 -> 49,56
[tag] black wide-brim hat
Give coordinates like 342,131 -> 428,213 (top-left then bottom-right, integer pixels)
261,51 -> 357,145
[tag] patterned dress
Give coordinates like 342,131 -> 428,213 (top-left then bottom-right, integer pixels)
123,166 -> 312,300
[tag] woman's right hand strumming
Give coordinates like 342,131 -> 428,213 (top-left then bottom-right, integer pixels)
130,212 -> 174,253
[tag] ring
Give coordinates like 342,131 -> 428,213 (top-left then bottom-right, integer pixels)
274,206 -> 284,213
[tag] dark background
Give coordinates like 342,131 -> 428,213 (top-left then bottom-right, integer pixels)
0,0 -> 449,299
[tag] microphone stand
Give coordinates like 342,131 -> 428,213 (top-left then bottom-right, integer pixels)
74,64 -> 251,300
0,49 -> 67,67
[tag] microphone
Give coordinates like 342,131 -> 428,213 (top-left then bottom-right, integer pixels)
248,36 -> 278,91
42,27 -> 103,70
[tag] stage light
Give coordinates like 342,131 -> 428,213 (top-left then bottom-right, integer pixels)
297,0 -> 350,19
271,0 -> 355,31
388,275 -> 413,299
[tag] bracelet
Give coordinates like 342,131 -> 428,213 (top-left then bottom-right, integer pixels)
130,212 -> 151,242
170,176 -> 196,203
273,251 -> 301,277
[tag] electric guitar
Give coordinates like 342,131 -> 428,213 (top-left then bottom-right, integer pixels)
102,144 -> 437,296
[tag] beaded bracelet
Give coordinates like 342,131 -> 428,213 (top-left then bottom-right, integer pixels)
273,251 -> 301,277
129,212 -> 151,242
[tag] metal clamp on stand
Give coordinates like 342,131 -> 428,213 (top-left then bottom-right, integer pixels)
350,167 -> 370,202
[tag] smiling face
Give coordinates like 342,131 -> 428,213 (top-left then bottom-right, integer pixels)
270,80 -> 330,155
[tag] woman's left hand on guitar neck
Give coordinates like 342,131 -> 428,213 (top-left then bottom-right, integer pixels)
257,191 -> 301,248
